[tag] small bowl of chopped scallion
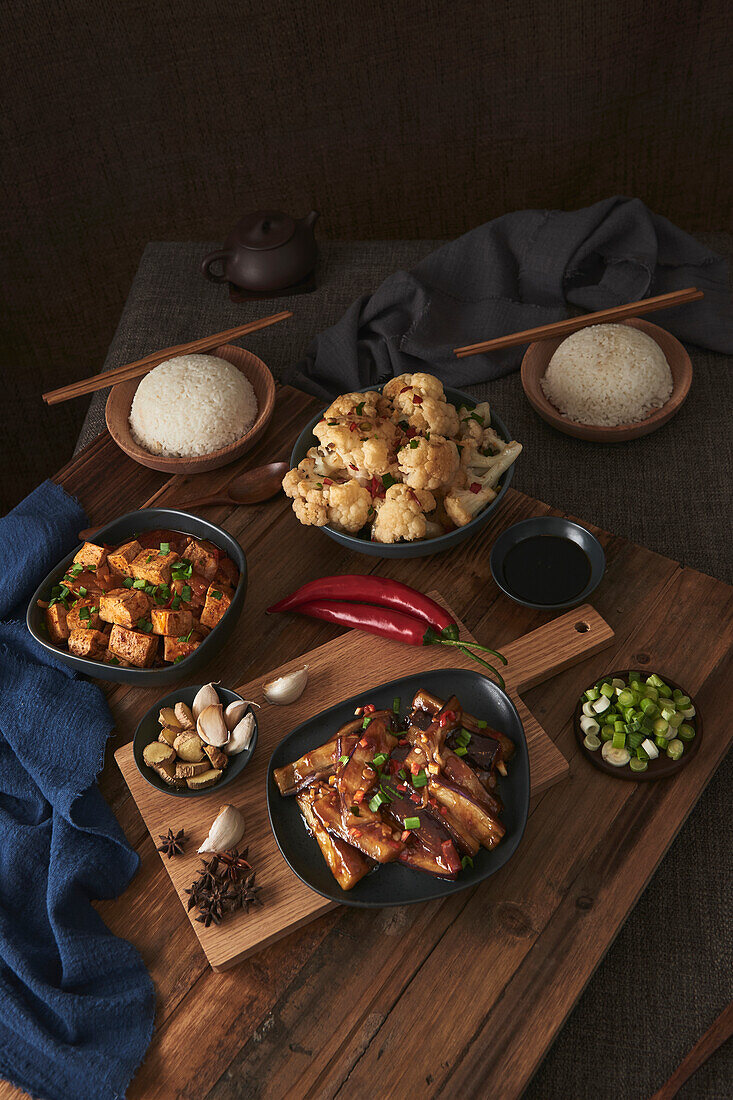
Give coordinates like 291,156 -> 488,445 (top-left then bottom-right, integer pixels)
575,671 -> 700,780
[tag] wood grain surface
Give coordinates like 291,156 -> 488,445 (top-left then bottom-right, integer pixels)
1,383 -> 731,1100
116,601 -> 612,969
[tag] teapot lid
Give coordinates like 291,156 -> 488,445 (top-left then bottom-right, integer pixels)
236,211 -> 295,250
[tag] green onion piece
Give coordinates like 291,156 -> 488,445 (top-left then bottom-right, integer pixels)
600,683 -> 615,699
585,687 -> 600,701
667,711 -> 684,729
108,656 -> 119,665
636,745 -> 649,761
392,696 -> 400,713
456,728 -> 472,746
171,595 -> 181,610
673,688 -> 684,701
412,769 -> 428,787
658,684 -> 673,698
655,735 -> 669,749
369,792 -> 388,812
350,805 -> 360,816
381,474 -> 397,490
362,716 -> 372,729
629,758 -> 648,772
338,754 -> 350,764
678,723 -> 696,741
122,577 -> 134,588
173,655 -> 185,663
461,855 -> 474,870
601,727 -> 614,742
653,717 -> 669,736
614,720 -> 626,734
477,720 -> 487,729
372,752 -> 388,768
583,733 -> 601,751
628,731 -> 644,750
640,698 -> 659,718
646,673 -> 664,689
211,590 -> 223,600
132,578 -> 146,589
666,739 -> 684,761
453,746 -> 468,757
159,542 -> 170,555
612,730 -> 626,750
398,768 -> 406,780
617,690 -> 635,707
675,695 -> 690,709
403,816 -> 420,830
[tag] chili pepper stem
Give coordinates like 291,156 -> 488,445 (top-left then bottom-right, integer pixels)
425,629 -> 508,667
452,643 -> 505,690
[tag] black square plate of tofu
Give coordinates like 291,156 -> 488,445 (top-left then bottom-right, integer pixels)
26,509 -> 247,684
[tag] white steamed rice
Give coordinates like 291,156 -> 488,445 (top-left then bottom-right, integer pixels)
540,324 -> 673,427
130,354 -> 258,457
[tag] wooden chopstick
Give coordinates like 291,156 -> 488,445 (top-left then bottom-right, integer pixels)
453,288 -> 703,358
42,310 -> 293,405
649,1000 -> 733,1100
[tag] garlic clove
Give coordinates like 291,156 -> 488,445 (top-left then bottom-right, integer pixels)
225,711 -> 256,755
264,664 -> 309,706
224,698 -> 259,731
197,804 -> 245,853
196,703 -> 229,747
192,681 -> 221,720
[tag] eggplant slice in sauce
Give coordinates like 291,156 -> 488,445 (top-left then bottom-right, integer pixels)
276,687 -> 515,892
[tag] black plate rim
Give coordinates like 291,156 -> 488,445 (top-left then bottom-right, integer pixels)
25,507 -> 247,684
574,668 -> 701,781
133,683 -> 258,798
489,515 -> 606,610
266,668 -> 530,908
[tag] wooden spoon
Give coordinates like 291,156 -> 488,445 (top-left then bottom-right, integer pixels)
176,461 -> 289,509
77,461 -> 289,540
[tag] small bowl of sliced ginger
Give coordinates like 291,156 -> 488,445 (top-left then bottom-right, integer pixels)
133,682 -> 258,798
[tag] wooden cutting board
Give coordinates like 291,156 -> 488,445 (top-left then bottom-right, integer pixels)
115,600 -> 614,970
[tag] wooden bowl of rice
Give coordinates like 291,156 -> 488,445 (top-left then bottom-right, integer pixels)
520,318 -> 692,442
106,344 -> 276,473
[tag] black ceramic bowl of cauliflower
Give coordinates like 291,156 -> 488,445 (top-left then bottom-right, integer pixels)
286,375 -> 522,558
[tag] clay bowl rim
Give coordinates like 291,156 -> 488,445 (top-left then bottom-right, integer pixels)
520,317 -> 692,443
105,343 -> 276,474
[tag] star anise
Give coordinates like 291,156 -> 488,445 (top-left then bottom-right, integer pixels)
217,847 -> 252,882
157,827 -> 186,858
227,871 -> 262,914
195,882 -> 229,927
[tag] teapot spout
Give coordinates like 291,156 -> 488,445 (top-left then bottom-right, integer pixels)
303,210 -> 319,228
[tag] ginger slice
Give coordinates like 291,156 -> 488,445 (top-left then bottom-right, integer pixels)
143,741 -> 176,767
185,768 -> 222,790
173,732 -> 205,762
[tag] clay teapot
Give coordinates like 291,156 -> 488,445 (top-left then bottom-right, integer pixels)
202,211 -> 319,292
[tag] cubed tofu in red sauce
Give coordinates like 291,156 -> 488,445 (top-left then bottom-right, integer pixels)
43,529 -> 238,669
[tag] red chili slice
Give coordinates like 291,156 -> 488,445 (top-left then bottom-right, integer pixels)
469,482 -> 481,494
412,394 -> 423,405
323,477 -> 334,486
363,704 -> 376,714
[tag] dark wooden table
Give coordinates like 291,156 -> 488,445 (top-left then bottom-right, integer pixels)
2,383 -> 731,1100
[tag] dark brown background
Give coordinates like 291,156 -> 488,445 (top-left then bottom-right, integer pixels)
2,0 -> 732,511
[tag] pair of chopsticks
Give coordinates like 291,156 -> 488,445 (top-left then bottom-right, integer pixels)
453,287 -> 703,358
42,310 -> 292,405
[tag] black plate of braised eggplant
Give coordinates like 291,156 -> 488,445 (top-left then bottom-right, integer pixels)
266,668 -> 530,907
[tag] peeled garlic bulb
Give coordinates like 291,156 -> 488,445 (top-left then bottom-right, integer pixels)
198,804 -> 245,853
224,698 -> 259,731
264,664 -> 309,705
225,711 -> 256,755
196,703 -> 229,747
192,682 -> 220,720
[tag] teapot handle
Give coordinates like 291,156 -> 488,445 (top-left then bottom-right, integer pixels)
201,250 -> 231,283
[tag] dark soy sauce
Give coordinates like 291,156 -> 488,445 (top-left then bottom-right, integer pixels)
502,535 -> 591,605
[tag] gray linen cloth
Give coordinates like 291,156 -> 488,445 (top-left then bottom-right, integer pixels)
286,197 -> 733,398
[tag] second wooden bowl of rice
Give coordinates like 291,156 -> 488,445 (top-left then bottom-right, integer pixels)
520,318 -> 692,443
106,344 -> 276,473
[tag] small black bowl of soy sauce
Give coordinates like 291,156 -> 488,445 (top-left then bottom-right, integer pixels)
490,517 -> 605,610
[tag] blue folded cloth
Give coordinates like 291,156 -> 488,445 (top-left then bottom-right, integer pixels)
0,481 -> 154,1100
286,196 -> 733,398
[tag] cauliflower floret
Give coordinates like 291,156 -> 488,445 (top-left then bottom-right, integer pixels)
457,403 -> 505,457
397,434 -> 460,491
444,441 -> 523,526
283,461 -> 372,533
313,418 -> 399,480
327,481 -> 373,533
391,391 -> 459,438
323,391 -> 391,421
383,373 -> 446,402
371,484 -> 436,544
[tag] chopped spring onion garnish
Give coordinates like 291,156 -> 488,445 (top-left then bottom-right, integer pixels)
159,542 -> 170,555
412,769 -> 428,787
453,746 -> 468,757
581,672 -> 695,772
372,752 -> 388,768
339,754 -> 349,764
393,696 -> 400,713
403,816 -> 420,830
123,577 -> 134,588
461,855 -> 474,870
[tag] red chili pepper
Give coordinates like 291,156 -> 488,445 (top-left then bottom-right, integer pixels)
412,394 -> 423,405
267,575 -> 457,638
400,386 -> 410,394
363,703 -> 376,714
469,482 -> 481,494
323,477 -> 334,486
439,710 -> 457,728
349,422 -> 358,432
